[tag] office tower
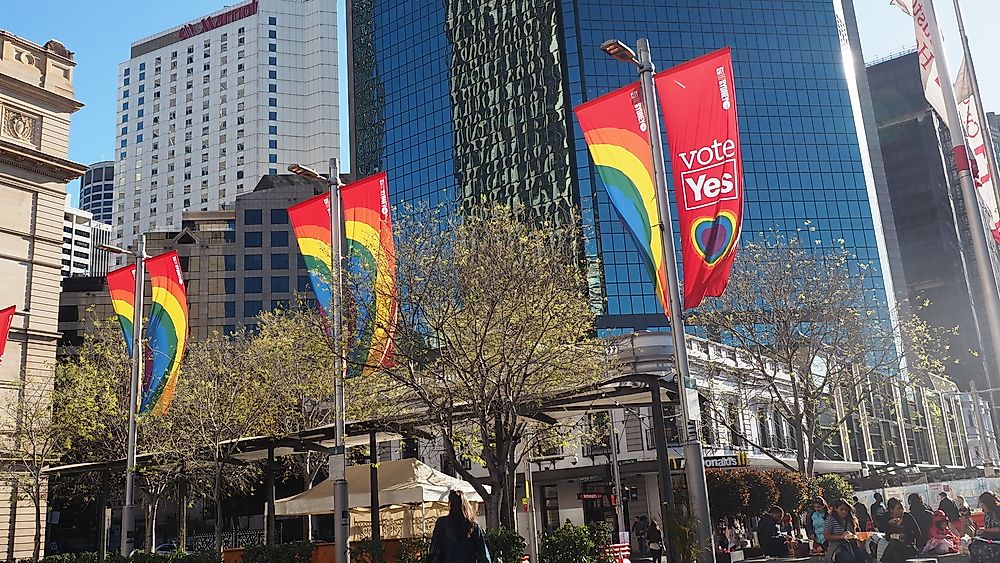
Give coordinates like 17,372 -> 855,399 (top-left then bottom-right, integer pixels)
868,51 -> 1000,391
114,0 -> 339,258
79,161 -> 115,224
350,0 -> 899,332
0,30 -> 86,559
62,196 -> 113,277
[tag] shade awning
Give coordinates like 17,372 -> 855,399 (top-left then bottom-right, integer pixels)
275,458 -> 488,516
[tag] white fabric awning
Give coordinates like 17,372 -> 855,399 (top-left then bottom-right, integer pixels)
275,458 -> 488,516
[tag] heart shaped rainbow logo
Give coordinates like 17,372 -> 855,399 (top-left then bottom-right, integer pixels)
690,212 -> 737,266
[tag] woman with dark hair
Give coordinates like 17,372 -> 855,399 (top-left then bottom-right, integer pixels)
824,499 -> 865,563
648,518 -> 664,562
970,491 -> 1000,563
881,497 -> 919,563
427,490 -> 491,563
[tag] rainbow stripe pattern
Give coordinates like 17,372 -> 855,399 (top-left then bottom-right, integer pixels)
342,172 -> 397,378
106,264 -> 137,356
141,251 -> 189,415
574,83 -> 669,314
288,193 -> 335,314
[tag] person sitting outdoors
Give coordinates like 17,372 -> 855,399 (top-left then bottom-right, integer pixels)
806,497 -> 830,554
871,492 -> 889,532
759,505 -> 789,557
923,510 -> 960,555
855,496 -> 872,531
959,505 -> 979,538
970,491 -> 1000,563
825,499 -> 867,563
881,497 -> 919,563
908,493 -> 935,551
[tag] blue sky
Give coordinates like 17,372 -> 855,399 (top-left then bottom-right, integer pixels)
4,1 -> 997,204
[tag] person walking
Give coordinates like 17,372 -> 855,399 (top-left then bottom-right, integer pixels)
871,492 -> 889,532
427,490 -> 491,563
970,491 -> 1000,563
806,497 -> 830,554
648,518 -> 664,562
853,496 -> 871,531
908,493 -> 934,550
825,499 -> 866,563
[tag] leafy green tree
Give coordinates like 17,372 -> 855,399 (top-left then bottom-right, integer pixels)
540,524 -> 596,563
767,470 -> 813,513
373,207 -> 608,528
738,469 -> 779,517
814,474 -> 853,506
169,329 -> 276,553
692,235 -> 954,475
705,469 -> 750,521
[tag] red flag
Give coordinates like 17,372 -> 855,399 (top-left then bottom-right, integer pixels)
655,48 -> 744,308
0,306 -> 15,362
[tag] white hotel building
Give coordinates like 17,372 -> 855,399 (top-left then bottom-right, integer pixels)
113,0 -> 339,255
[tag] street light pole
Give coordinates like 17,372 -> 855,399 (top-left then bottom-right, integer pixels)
116,235 -> 146,557
603,38 -> 716,563
328,158 -> 350,563
288,160 -> 349,562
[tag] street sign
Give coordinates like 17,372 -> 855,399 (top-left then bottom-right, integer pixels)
577,492 -> 605,500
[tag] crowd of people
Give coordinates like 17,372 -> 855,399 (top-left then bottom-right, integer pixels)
750,490 -> 1000,563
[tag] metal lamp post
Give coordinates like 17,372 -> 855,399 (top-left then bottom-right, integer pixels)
98,236 -> 147,557
601,38 -> 716,563
288,160 -> 350,563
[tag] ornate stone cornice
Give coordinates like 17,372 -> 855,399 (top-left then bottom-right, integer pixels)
0,137 -> 86,182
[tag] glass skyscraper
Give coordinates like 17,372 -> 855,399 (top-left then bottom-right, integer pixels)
350,0 -> 894,331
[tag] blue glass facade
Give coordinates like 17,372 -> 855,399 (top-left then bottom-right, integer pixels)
350,0 -> 889,331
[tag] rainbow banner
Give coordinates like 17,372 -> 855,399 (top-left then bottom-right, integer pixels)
106,264 -> 137,356
288,193 -> 334,314
141,251 -> 189,415
342,172 -> 397,378
574,83 -> 669,314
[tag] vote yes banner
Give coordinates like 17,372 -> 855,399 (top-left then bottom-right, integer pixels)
655,47 -> 743,308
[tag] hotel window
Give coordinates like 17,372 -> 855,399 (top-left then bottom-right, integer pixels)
268,30 -> 276,39
269,16 -> 276,25
268,70 -> 277,80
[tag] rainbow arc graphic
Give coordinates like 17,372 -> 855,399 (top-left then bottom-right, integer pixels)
288,172 -> 398,378
574,84 -> 669,314
105,251 -> 189,415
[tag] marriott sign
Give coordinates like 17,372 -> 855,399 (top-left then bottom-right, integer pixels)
178,1 -> 259,40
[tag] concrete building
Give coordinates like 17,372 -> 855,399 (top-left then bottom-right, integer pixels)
0,30 -> 86,559
113,0 -> 339,261
62,196 -> 112,278
79,160 -> 114,224
144,174 -> 326,341
867,51 -> 1000,392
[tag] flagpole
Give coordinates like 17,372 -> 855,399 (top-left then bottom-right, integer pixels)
927,2 -> 1000,392
952,0 -> 1000,462
328,158 -> 349,563
635,38 -> 716,563
952,0 -> 1000,227
121,234 -> 145,556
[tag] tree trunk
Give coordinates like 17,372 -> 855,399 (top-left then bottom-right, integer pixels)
177,480 -> 188,553
33,481 -> 41,562
214,468 -> 224,553
144,498 -> 159,552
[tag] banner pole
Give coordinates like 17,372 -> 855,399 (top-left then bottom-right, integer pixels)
328,158 -> 350,563
120,234 -> 145,556
636,38 -> 716,563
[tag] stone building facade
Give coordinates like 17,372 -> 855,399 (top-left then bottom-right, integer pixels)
0,31 -> 86,559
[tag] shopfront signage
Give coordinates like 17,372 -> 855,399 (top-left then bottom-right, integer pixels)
669,451 -> 749,471
178,1 -> 258,40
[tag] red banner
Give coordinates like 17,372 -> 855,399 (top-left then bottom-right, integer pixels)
0,305 -> 14,362
655,47 -> 744,308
